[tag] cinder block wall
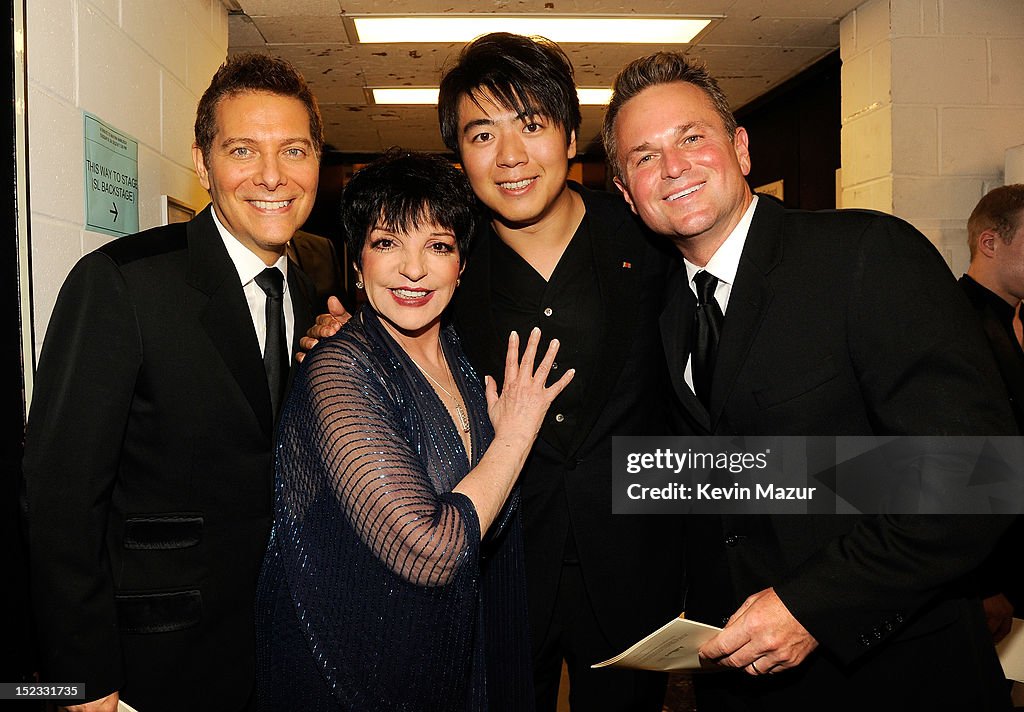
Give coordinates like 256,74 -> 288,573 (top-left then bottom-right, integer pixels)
1007,145 -> 1024,185
26,0 -> 228,356
840,0 -> 1024,273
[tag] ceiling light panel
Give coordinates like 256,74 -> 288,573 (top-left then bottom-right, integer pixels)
352,16 -> 711,44
371,87 -> 614,106
371,88 -> 442,105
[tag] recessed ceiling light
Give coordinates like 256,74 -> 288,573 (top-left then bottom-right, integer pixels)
370,87 -> 614,106
576,88 -> 613,105
371,88 -> 442,105
352,16 -> 711,44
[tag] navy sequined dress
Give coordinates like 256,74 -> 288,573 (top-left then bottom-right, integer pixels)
255,306 -> 534,711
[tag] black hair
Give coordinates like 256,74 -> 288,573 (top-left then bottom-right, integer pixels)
341,149 -> 481,268
437,32 -> 581,156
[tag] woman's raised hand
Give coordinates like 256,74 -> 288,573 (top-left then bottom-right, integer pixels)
485,327 -> 575,447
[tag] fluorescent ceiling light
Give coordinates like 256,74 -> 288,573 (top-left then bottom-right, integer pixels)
371,87 -> 613,106
353,16 -> 710,44
372,88 -> 442,105
576,88 -> 614,105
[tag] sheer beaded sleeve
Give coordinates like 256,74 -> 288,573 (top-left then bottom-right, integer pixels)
296,325 -> 478,587
257,310 -> 495,711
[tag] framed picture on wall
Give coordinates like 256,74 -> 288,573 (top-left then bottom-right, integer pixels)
161,195 -> 194,225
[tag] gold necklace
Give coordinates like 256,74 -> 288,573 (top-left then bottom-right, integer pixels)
407,347 -> 471,433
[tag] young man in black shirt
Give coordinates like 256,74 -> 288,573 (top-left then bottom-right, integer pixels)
307,33 -> 684,712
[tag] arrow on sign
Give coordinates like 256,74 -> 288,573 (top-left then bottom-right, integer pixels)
110,202 -> 118,221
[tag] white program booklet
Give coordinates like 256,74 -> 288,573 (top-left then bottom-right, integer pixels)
997,617 -> 1024,683
595,613 -> 1024,679
591,616 -> 723,672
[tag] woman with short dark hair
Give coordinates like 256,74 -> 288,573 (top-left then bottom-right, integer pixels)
255,150 -> 571,711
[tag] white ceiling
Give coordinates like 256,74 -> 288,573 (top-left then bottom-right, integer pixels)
227,0 -> 862,155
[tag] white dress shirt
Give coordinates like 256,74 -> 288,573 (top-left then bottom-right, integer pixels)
210,208 -> 294,356
682,195 -> 759,394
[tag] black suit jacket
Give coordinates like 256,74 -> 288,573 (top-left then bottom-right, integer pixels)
663,197 -> 1015,708
453,184 -> 686,657
959,274 -> 1024,430
959,274 -> 1024,612
288,229 -> 345,312
22,207 -> 315,711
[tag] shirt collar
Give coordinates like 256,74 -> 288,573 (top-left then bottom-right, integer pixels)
962,273 -> 1017,324
210,207 -> 289,284
684,194 -> 758,286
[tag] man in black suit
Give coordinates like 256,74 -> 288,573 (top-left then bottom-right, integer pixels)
961,184 -> 1024,429
603,52 -> 1016,709
306,33 -> 685,712
960,184 -> 1024,644
22,53 -> 319,712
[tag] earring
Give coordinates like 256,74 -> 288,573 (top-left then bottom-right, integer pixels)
355,280 -> 364,289
456,278 -> 461,287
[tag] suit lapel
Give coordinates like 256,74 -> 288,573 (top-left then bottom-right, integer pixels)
709,197 -> 781,429
453,226 -> 506,382
660,272 -> 711,431
287,261 -> 316,384
567,188 -> 648,453
187,207 -> 274,437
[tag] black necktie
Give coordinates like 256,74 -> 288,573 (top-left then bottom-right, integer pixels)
691,270 -> 724,407
255,268 -> 288,417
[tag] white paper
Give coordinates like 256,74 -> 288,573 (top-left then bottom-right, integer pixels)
997,617 -> 1024,683
591,616 -> 723,672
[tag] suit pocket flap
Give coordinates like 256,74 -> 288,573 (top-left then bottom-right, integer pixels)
753,355 -> 839,409
115,589 -> 202,634
124,514 -> 203,550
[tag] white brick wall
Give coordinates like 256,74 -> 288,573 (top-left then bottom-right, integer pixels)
841,105 -> 893,188
26,0 -> 228,352
891,105 -> 938,176
890,37 -> 988,104
1007,145 -> 1024,185
840,0 -> 1024,274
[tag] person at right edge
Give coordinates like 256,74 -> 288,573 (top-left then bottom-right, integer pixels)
602,51 -> 1018,710
959,185 -> 1024,686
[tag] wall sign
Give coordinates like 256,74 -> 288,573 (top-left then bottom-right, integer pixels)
84,112 -> 139,237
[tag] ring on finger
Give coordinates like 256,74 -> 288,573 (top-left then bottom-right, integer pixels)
749,660 -> 761,675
